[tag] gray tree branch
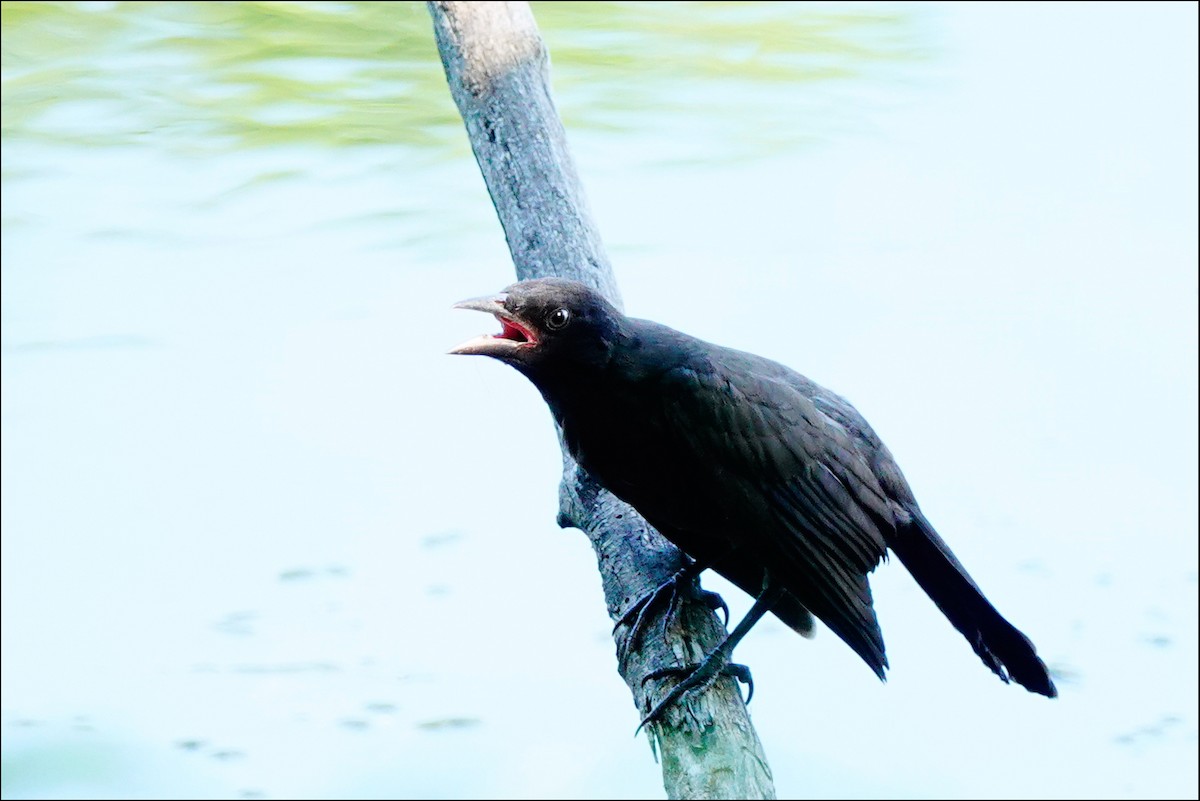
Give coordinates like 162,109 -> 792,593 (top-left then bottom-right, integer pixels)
428,2 -> 775,798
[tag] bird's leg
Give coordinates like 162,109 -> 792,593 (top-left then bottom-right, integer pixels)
612,552 -> 731,664
636,575 -> 785,735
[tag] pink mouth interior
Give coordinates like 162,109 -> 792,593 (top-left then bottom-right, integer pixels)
496,316 -> 535,344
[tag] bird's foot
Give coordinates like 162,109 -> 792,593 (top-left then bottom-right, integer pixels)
635,570 -> 779,736
635,658 -> 754,736
613,580 -> 674,664
698,589 -> 732,627
613,567 -> 728,664
662,585 -> 729,632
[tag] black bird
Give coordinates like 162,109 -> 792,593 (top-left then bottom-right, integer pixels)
451,277 -> 1057,718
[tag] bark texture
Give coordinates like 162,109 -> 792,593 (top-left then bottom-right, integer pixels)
428,3 -> 776,798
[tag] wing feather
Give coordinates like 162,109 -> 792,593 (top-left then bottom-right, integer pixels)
657,357 -> 895,675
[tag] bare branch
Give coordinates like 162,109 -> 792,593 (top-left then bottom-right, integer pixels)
428,2 -> 775,798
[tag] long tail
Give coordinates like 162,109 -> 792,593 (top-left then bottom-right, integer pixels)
888,510 -> 1057,698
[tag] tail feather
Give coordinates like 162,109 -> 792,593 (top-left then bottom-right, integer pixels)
889,510 -> 1057,698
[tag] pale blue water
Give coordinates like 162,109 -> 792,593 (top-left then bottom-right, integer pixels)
2,2 -> 1197,799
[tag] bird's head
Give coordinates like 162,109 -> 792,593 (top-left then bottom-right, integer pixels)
449,278 -> 622,375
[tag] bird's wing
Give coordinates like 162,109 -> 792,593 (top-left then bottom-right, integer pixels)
657,358 -> 893,675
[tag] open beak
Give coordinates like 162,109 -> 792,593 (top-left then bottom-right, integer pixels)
449,293 -> 538,358
452,294 -> 507,316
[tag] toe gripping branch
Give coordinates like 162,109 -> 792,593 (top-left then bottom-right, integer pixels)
634,576 -> 785,736
612,556 -> 729,667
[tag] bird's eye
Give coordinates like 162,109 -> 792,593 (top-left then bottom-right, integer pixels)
546,307 -> 571,330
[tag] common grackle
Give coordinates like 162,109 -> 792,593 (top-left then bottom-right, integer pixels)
451,278 -> 1057,721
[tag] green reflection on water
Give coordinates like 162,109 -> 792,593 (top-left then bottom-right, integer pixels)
1,735 -> 129,799
2,1 -> 926,159
1,1 -> 453,151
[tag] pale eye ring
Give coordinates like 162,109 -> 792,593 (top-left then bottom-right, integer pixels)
546,307 -> 571,330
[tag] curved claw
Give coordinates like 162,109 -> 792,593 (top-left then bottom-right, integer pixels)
724,662 -> 754,705
612,584 -> 661,635
613,579 -> 678,664
699,589 -> 730,628
612,552 -> 739,668
614,562 -> 722,664
634,661 -> 754,736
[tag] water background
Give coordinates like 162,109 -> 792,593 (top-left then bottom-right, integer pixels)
2,2 -> 1197,798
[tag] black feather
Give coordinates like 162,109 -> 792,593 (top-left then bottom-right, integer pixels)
454,278 -> 1057,699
